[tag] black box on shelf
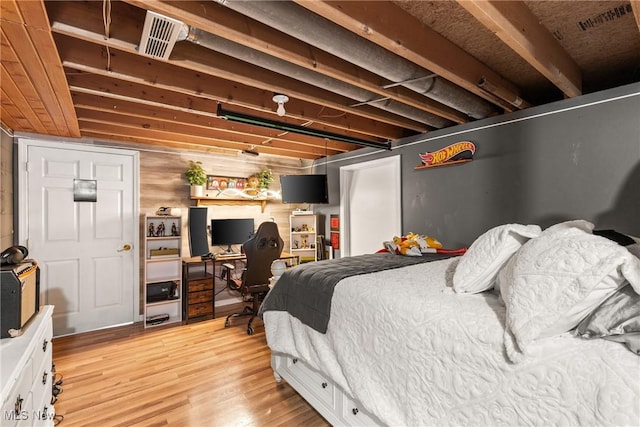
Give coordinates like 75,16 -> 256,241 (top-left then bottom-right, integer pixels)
146,281 -> 178,303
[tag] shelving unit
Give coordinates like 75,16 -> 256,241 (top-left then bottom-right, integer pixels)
144,214 -> 183,328
290,213 -> 318,263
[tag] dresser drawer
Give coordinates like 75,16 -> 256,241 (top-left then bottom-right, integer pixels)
30,361 -> 54,427
188,302 -> 213,317
30,322 -> 53,386
341,394 -> 378,426
31,335 -> 53,410
287,357 -> 336,411
188,279 -> 213,292
1,306 -> 54,427
1,357 -> 34,427
189,290 -> 212,304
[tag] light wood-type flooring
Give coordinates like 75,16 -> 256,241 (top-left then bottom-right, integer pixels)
52,307 -> 329,427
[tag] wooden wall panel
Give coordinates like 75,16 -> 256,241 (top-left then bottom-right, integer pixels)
0,130 -> 14,249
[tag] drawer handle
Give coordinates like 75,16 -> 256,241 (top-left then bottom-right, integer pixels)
292,358 -> 298,364
42,339 -> 49,352
42,371 -> 48,385
321,382 -> 328,389
14,394 -> 23,416
352,408 -> 359,416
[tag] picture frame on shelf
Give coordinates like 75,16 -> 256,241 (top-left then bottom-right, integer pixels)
205,175 -> 263,199
206,175 -> 248,191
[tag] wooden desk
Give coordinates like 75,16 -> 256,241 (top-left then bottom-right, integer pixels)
182,252 -> 298,323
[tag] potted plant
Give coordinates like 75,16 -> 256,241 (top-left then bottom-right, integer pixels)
257,168 -> 274,190
185,160 -> 207,197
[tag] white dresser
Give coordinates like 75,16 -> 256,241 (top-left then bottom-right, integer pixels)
1,306 -> 55,426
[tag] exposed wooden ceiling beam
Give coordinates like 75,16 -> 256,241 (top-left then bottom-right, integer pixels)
119,0 -> 467,124
293,0 -> 529,112
78,120 -> 320,159
56,35 -> 413,142
47,2 -> 435,132
53,31 -> 426,134
71,92 -> 351,155
81,131 -> 243,158
0,0 -> 79,136
64,71 -> 398,142
171,42 -> 428,132
457,0 -> 582,98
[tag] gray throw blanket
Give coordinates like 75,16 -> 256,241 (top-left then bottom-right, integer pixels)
261,252 -> 453,333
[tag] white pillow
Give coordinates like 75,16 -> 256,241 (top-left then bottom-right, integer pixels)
499,223 -> 640,362
544,219 -> 594,234
453,223 -> 541,294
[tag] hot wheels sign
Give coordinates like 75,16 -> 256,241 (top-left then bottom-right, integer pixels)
418,141 -> 475,167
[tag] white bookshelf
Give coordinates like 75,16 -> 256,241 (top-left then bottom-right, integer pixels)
144,214 -> 182,327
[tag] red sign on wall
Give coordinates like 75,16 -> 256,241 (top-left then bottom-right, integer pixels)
417,141 -> 476,168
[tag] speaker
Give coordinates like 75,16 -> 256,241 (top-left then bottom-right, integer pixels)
188,207 -> 210,258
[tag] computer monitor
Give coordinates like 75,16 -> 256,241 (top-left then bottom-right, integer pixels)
211,218 -> 255,254
188,207 -> 211,258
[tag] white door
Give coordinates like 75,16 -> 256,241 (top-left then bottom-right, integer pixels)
18,139 -> 139,336
340,156 -> 401,256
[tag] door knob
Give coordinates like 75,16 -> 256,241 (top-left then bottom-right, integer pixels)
118,244 -> 132,252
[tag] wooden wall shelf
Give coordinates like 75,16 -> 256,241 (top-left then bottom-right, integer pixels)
190,197 -> 273,212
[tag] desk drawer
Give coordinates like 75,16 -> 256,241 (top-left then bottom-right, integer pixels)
188,279 -> 213,292
188,302 -> 213,317
189,290 -> 212,304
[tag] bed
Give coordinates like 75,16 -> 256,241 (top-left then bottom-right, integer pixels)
261,220 -> 640,426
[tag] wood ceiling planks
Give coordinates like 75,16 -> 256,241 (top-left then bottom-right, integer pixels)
0,0 -> 79,137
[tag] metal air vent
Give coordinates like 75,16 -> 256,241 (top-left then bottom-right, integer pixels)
138,11 -> 187,61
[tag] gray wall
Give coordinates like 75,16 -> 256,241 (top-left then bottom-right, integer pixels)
313,83 -> 640,250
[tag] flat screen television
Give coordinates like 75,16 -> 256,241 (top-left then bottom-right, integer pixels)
211,218 -> 255,254
280,174 -> 329,204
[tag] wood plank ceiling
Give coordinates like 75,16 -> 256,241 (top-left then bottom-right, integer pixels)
2,0 -> 639,160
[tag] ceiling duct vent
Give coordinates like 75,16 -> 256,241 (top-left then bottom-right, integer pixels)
138,11 -> 187,61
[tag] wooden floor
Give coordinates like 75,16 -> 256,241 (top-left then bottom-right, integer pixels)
52,308 -> 330,427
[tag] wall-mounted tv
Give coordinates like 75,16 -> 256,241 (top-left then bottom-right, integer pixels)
280,174 -> 329,204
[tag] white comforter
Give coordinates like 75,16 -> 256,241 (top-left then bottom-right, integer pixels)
264,257 -> 640,426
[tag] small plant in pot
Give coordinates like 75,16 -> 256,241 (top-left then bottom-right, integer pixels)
257,168 -> 274,190
185,160 -> 207,197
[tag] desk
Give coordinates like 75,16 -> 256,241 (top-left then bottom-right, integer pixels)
182,252 -> 298,323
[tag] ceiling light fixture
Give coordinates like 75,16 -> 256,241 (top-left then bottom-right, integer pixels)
272,94 -> 289,117
217,105 -> 390,150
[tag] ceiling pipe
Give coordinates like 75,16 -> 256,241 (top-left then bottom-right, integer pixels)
218,0 -> 497,120
186,28 -> 452,129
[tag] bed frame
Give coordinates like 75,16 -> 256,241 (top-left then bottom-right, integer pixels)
271,352 -> 383,426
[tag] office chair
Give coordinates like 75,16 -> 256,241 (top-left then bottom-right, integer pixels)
223,221 -> 283,335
